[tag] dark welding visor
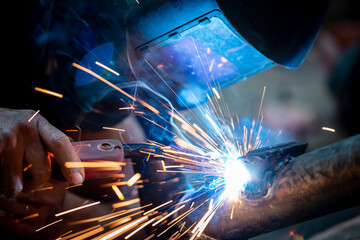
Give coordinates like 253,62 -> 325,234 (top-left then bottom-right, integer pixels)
125,0 -> 329,109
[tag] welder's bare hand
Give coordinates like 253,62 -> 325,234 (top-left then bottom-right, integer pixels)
0,108 -> 85,197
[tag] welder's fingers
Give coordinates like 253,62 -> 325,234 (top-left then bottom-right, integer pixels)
37,117 -> 84,185
0,195 -> 37,218
0,143 -> 24,198
22,146 -> 51,193
0,210 -> 35,238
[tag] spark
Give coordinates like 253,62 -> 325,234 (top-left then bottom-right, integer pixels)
212,87 -> 221,99
72,226 -> 104,240
101,180 -> 143,188
99,216 -> 148,240
112,185 -> 125,200
124,218 -> 155,239
55,201 -> 100,217
60,225 -> 100,240
322,126 -> 335,132
119,107 -> 135,110
65,184 -> 83,189
257,86 -> 266,122
230,204 -> 235,220
136,98 -> 160,115
152,205 -> 185,227
161,160 -> 167,171
55,230 -> 73,240
28,109 -> 40,122
23,164 -> 32,172
127,173 -> 141,187
66,129 -> 79,132
34,87 -> 63,98
72,63 -> 136,101
102,126 -> 125,132
143,200 -> 173,215
221,57 -> 228,63
112,198 -> 141,209
36,219 -> 63,232
95,61 -> 120,76
31,186 -> 54,192
16,213 -> 39,223
65,161 -> 123,169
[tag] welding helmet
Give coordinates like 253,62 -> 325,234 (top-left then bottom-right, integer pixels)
126,0 -> 330,109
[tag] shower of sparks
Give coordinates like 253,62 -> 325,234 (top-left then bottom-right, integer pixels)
27,109 -> 40,122
322,126 -> 336,133
36,45 -> 287,239
34,87 -> 63,98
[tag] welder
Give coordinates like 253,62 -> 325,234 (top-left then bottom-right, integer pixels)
0,0 -> 348,239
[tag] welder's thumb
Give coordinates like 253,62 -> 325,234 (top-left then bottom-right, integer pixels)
37,117 -> 85,185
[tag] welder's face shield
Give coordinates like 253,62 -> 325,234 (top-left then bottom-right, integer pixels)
126,10 -> 276,109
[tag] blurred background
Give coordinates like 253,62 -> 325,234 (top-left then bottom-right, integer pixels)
221,0 -> 360,153
219,0 -> 360,239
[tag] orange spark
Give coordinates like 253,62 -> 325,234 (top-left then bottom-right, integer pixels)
124,218 -> 156,239
136,98 -> 160,115
152,205 -> 185,227
143,200 -> 173,216
31,186 -> 54,192
16,213 -> 39,223
99,216 -> 148,240
112,185 -> 125,200
127,173 -> 141,187
55,201 -> 100,217
112,198 -> 140,209
65,184 -> 83,189
66,129 -> 79,132
72,63 -> 136,101
34,87 -> 63,98
23,164 -> 32,172
65,161 -> 123,169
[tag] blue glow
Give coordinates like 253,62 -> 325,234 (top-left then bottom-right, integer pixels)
75,42 -> 114,86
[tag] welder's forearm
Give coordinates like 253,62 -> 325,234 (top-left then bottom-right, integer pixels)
205,134 -> 360,240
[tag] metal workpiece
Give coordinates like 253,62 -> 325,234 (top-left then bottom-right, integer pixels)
204,134 -> 360,240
